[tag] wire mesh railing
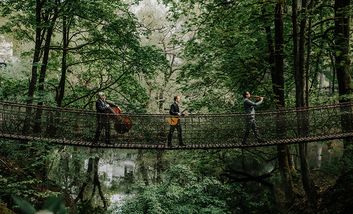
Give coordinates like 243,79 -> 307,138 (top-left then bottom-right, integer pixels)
0,101 -> 352,149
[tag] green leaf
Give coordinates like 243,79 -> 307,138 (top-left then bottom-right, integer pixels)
12,196 -> 36,214
42,197 -> 62,212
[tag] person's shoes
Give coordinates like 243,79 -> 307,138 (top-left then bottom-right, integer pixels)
105,140 -> 111,144
179,143 -> 186,146
167,142 -> 173,147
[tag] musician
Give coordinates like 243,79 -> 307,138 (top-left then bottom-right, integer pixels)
167,95 -> 185,147
94,92 -> 111,144
242,91 -> 265,144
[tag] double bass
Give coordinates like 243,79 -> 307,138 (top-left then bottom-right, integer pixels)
107,101 -> 132,134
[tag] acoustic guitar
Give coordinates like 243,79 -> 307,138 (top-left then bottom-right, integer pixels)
166,109 -> 188,126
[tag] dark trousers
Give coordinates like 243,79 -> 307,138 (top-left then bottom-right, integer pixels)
167,124 -> 183,146
242,117 -> 261,144
94,116 -> 110,143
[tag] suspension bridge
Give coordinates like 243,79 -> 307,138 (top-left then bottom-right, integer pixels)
0,101 -> 352,149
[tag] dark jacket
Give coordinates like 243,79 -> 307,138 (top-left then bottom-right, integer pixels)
96,99 -> 111,113
169,102 -> 180,116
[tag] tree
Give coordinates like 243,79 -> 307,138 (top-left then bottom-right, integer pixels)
0,0 -> 167,211
320,2 -> 353,212
292,0 -> 318,208
272,0 -> 295,207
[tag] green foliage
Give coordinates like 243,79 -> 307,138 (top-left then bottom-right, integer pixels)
168,0 -> 275,112
0,0 -> 353,213
0,140 -> 63,208
119,164 -> 232,214
0,0 -> 168,112
162,0 -> 348,111
0,176 -> 38,198
0,202 -> 15,214
12,196 -> 36,214
13,196 -> 67,214
0,74 -> 28,102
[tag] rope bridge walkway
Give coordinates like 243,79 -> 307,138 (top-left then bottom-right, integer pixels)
0,101 -> 352,149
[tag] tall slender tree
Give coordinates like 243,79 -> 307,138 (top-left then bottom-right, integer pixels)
334,0 -> 353,160
273,0 -> 294,206
294,0 -> 318,208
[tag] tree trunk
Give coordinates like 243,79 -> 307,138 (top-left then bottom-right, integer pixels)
329,52 -> 336,95
334,0 -> 353,163
33,9 -> 58,132
156,150 -> 163,183
72,147 -> 82,187
75,158 -> 94,203
23,0 -> 45,134
334,0 -> 352,101
273,0 -> 294,206
315,5 -> 324,95
75,157 -> 107,209
292,0 -> 299,101
137,150 -> 149,185
297,0 -> 306,108
56,14 -> 69,107
27,0 -> 45,105
320,1 -> 353,212
305,16 -> 311,106
92,157 -> 108,209
295,0 -> 318,208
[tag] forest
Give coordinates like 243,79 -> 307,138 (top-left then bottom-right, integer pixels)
0,0 -> 353,213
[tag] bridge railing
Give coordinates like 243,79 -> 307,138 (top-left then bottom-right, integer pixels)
0,101 -> 352,147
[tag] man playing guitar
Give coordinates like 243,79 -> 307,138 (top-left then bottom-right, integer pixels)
167,95 -> 186,147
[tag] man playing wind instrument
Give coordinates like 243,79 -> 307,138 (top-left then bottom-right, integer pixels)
242,91 -> 265,145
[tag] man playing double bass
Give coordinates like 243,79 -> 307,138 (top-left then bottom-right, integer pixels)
167,95 -> 186,147
94,92 -> 112,144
